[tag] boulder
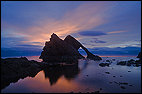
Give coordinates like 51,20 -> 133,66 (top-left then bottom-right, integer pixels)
39,33 -> 102,63
99,63 -> 110,67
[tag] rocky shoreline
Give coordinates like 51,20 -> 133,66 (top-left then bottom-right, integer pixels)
1,55 -> 141,91
117,59 -> 141,67
1,57 -> 46,90
1,57 -> 80,90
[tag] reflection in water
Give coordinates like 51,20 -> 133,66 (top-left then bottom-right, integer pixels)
1,56 -> 141,93
81,61 -> 89,71
43,63 -> 80,86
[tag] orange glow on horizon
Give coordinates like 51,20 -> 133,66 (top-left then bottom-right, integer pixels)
100,55 -> 136,57
3,2 -> 113,46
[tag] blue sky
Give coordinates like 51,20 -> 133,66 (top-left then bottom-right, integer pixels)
1,1 -> 141,57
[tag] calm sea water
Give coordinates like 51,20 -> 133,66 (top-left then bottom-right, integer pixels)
1,56 -> 141,93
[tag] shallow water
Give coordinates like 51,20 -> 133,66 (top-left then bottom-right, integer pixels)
1,56 -> 141,93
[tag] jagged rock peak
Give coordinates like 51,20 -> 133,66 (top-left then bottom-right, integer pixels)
50,33 -> 62,41
65,35 -> 74,39
51,33 -> 58,38
64,35 -> 82,50
64,35 -> 78,41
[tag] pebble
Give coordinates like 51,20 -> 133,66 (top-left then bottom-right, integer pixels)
105,72 -> 110,74
114,81 -> 119,84
119,82 -> 128,85
129,85 -> 133,86
120,86 -> 126,89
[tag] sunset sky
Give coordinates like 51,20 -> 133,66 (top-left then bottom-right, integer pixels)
1,1 -> 141,57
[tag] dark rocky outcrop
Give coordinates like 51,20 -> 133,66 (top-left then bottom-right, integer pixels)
1,57 -> 46,90
117,59 -> 141,67
99,63 -> 110,67
137,52 -> 141,62
117,52 -> 141,67
39,33 -> 102,63
117,61 -> 127,65
137,52 -> 141,58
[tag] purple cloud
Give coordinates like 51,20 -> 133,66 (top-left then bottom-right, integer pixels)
78,31 -> 107,36
90,38 -> 106,43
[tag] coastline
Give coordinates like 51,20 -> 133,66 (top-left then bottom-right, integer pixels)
1,56 -> 141,93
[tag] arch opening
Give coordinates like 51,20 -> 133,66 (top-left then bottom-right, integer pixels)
78,47 -> 87,58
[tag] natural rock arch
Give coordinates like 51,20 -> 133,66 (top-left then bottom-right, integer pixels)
64,35 -> 102,60
39,33 -> 102,63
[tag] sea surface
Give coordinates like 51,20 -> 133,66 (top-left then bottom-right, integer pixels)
1,56 -> 141,93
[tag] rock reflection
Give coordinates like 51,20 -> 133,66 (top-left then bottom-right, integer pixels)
1,57 -> 42,90
43,63 -> 80,86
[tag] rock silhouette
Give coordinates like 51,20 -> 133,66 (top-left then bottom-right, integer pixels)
64,35 -> 102,60
136,52 -> 141,63
137,52 -> 141,59
39,33 -> 102,62
1,57 -> 46,90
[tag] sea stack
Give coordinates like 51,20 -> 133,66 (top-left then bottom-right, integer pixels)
39,33 -> 102,63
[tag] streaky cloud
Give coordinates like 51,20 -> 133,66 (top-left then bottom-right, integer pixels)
1,1 -> 113,45
107,30 -> 127,34
1,1 -> 141,49
78,31 -> 107,36
16,44 -> 42,48
91,38 -> 106,43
